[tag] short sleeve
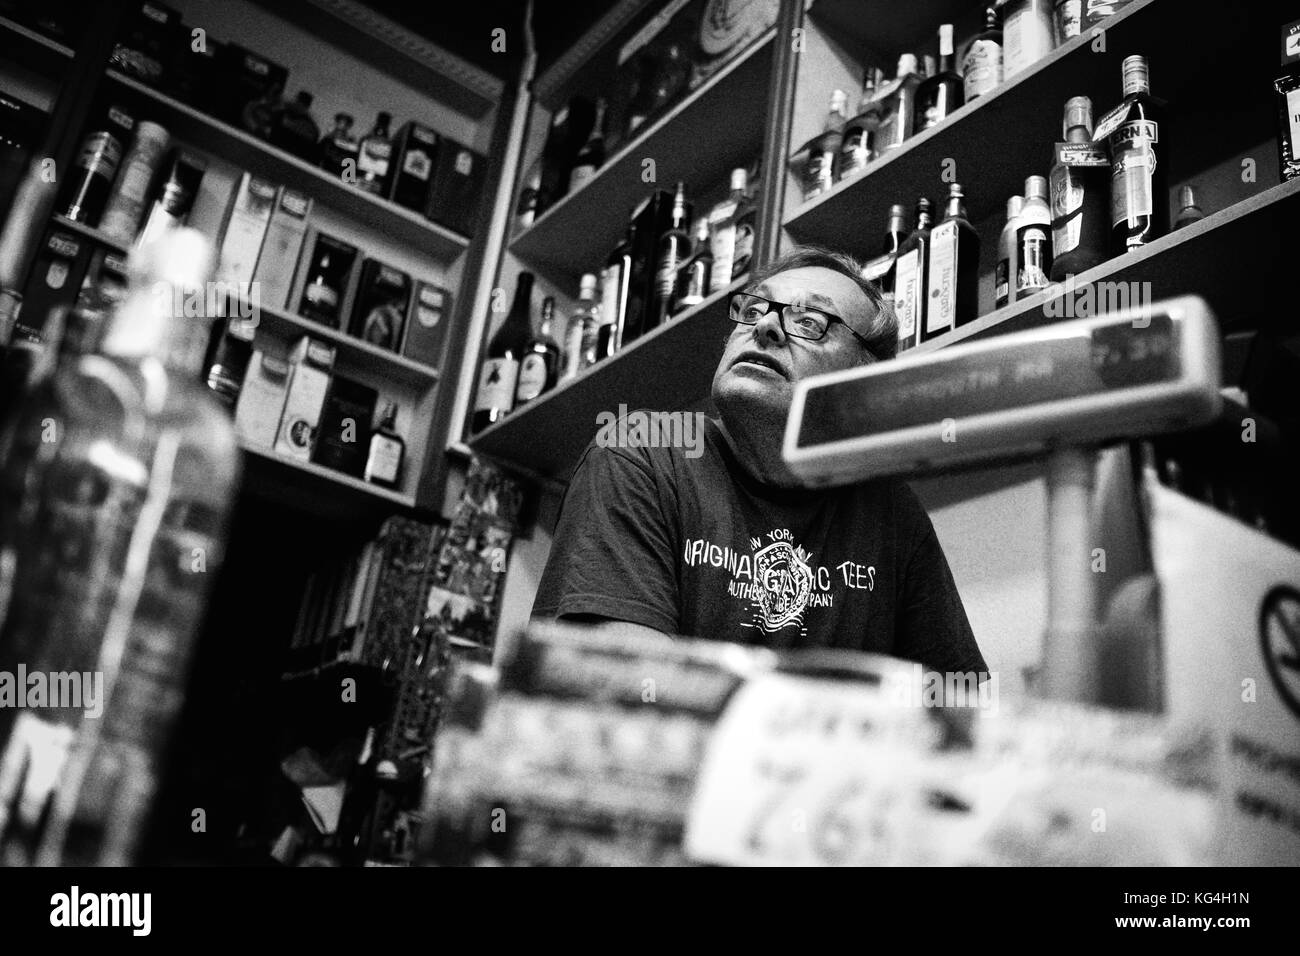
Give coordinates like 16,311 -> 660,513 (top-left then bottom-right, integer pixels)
892,484 -> 989,676
530,442 -> 680,634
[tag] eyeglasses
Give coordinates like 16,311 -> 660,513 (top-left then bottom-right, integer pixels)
728,292 -> 875,352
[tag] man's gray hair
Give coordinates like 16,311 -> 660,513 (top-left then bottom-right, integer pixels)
744,246 -> 899,362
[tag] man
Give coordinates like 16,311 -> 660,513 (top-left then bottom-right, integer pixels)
532,246 -> 987,675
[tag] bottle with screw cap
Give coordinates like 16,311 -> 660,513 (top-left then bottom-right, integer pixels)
357,111 -> 394,195
1107,54 -> 1166,254
893,197 -> 934,352
708,168 -> 755,293
515,296 -> 560,407
365,403 -> 405,489
1017,174 -> 1053,295
996,195 -> 1024,309
860,203 -> 909,311
874,55 -> 923,155
963,7 -> 1004,101
925,182 -> 980,338
1173,184 -> 1204,229
916,24 -> 964,131
562,273 -> 600,381
1049,95 -> 1110,281
802,90 -> 849,200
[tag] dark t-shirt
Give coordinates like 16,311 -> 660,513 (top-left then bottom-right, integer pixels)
532,417 -> 987,674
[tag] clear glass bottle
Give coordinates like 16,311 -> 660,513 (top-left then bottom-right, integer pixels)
873,55 -> 923,155
708,168 -> 755,294
963,7 -> 1004,101
802,90 -> 849,200
0,228 -> 241,866
996,194 -> 1024,309
673,217 -> 712,314
562,273 -> 599,381
1017,174 -> 1053,295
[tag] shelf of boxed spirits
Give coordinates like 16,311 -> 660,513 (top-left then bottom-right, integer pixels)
468,278 -> 748,483
50,215 -> 440,389
102,70 -> 472,262
784,0 -> 1268,254
509,29 -> 776,281
241,441 -> 417,511
0,13 -> 75,60
909,177 -> 1300,356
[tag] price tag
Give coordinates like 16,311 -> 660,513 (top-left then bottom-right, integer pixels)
684,672 -> 967,866
1090,101 -> 1129,143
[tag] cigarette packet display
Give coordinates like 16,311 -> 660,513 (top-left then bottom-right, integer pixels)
273,336 -> 335,461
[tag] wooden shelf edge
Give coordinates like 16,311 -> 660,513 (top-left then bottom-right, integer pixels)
51,215 -> 129,256
257,304 -> 440,387
241,441 -> 416,508
0,14 -> 75,58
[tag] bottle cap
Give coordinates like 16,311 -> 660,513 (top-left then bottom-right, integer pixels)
829,89 -> 848,111
335,112 -> 354,125
730,167 -> 748,191
1024,174 -> 1049,201
694,216 -> 710,239
938,23 -> 954,56
888,202 -> 907,220
297,90 -> 314,107
376,110 -> 392,126
1007,195 -> 1024,219
1178,184 -> 1198,209
1121,55 -> 1149,97
898,53 -> 918,77
579,273 -> 599,294
1063,95 -> 1093,137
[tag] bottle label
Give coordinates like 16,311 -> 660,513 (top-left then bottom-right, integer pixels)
1288,88 -> 1300,146
600,265 -> 622,329
839,127 -> 872,176
359,142 -> 391,179
516,353 -> 549,401
367,436 -> 402,483
1004,6 -> 1053,78
75,132 -> 123,180
1110,120 -> 1158,228
656,250 -> 682,301
1056,143 -> 1109,167
304,282 -> 339,312
860,253 -> 894,284
402,148 -> 432,180
731,222 -> 754,281
1050,164 -> 1084,255
995,257 -> 1011,306
475,357 -> 518,414
926,221 -> 957,335
803,150 -> 836,199
1017,226 -> 1051,292
894,249 -> 920,341
709,218 -> 737,293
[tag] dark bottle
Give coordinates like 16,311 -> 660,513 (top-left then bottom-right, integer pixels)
568,99 -> 607,192
203,316 -> 256,408
962,6 -> 1004,101
357,111 -> 394,196
859,203 -> 908,310
59,103 -> 135,226
672,217 -> 712,314
1173,184 -> 1204,229
916,24 -> 964,131
651,182 -> 692,328
802,89 -> 849,201
925,183 -> 981,338
271,90 -> 321,161
364,403 -> 405,489
840,67 -> 884,179
1017,174 -> 1053,296
515,295 -> 560,407
472,271 -> 534,433
648,40 -> 692,119
1049,95 -> 1111,281
893,197 -> 933,352
298,238 -> 357,329
596,226 -> 633,360
625,54 -> 661,137
319,112 -> 359,180
1108,55 -> 1166,254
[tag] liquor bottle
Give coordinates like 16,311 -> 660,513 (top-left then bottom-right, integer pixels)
561,273 -> 599,381
916,25 -> 964,131
1049,96 -> 1110,281
1001,0 -> 1055,79
963,7 -> 1004,101
859,203 -> 908,311
357,111 -> 394,196
596,227 -> 633,361
1107,55 -> 1166,254
471,271 -> 533,432
58,102 -> 136,226
925,183 -> 980,339
651,182 -> 692,328
364,403 -> 405,489
673,217 -> 712,314
271,90 -> 321,162
319,112 -> 359,180
625,54 -> 661,137
515,296 -> 560,407
1173,184 -> 1204,229
568,98 -> 607,192
1016,174 -> 1053,296
802,90 -> 848,201
516,164 -> 541,231
98,121 -> 170,245
622,190 -> 672,346
137,152 -> 206,249
840,67 -> 884,179
203,316 -> 256,408
893,197 -> 933,352
873,55 -> 923,155
0,229 -> 241,866
996,195 -> 1023,309
1275,20 -> 1300,182
708,168 -> 756,294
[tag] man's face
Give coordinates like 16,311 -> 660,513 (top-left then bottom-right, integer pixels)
711,265 -> 876,418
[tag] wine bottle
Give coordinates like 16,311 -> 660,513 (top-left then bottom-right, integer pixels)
357,111 -> 394,196
802,90 -> 848,200
562,273 -> 599,381
916,24 -> 964,131
568,98 -> 607,191
925,182 -> 980,339
1016,175 -> 1053,296
673,217 -> 712,314
515,295 -> 560,406
1049,96 -> 1110,281
893,197 -> 933,352
471,271 -> 533,432
1107,55 -> 1166,254
859,203 -> 908,311
873,55 -> 923,155
963,7 -> 1004,101
651,182 -> 692,328
596,227 -> 633,361
840,67 -> 884,178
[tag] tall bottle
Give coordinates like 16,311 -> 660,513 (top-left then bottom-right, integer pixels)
673,217 -> 712,314
925,183 -> 981,339
1049,95 -> 1110,281
58,102 -> 136,226
916,25 -> 964,131
319,112 -> 359,180
562,274 -> 599,381
708,167 -> 755,294
859,203 -> 908,311
515,296 -> 559,407
651,182 -> 692,328
0,229 -> 241,866
893,197 -> 934,352
840,67 -> 884,178
472,271 -> 533,432
1173,184 -> 1204,229
596,227 -> 633,361
568,98 -> 607,191
963,7 -> 1004,101
1107,55 -> 1166,254
357,111 -> 394,196
802,90 -> 848,200
1016,174 -> 1053,296
996,194 -> 1024,309
873,55 -> 923,155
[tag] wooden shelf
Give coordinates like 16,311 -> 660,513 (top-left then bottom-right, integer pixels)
784,0 -> 1265,254
51,215 -> 129,256
103,70 -> 472,261
241,441 -> 417,511
468,278 -> 745,482
807,0 -> 976,52
0,14 -> 75,60
907,178 -> 1300,355
509,30 -> 776,281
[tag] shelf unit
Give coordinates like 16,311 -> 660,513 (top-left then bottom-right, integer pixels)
241,441 -> 416,510
0,14 -> 76,60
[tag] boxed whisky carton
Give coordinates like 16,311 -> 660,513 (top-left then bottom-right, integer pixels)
402,281 -> 452,368
424,137 -> 485,237
217,172 -> 278,286
348,258 -> 410,352
252,187 -> 313,310
234,348 -> 291,450
311,375 -> 378,478
274,336 -> 335,461
386,121 -> 439,212
295,230 -> 359,329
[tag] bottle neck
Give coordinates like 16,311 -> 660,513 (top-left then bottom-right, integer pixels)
100,281 -> 211,373
1065,124 -> 1091,143
945,195 -> 964,220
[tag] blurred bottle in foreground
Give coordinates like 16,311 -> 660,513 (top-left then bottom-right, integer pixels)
0,228 -> 242,866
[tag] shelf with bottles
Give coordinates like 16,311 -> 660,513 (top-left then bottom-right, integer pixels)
0,12 -> 76,61
469,276 -> 747,482
241,440 -> 418,511
509,28 -> 775,281
100,70 -> 473,261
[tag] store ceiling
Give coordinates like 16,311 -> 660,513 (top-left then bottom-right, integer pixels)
363,0 -> 616,80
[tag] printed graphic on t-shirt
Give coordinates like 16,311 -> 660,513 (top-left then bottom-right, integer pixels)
683,527 -> 876,637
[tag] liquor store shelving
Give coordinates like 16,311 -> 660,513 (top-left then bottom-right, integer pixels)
241,441 -> 417,514
0,13 -> 75,63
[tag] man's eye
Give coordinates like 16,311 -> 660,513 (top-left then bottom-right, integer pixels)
790,310 -> 824,329
742,305 -> 766,321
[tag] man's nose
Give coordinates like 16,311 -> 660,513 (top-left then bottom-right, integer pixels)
753,310 -> 786,345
